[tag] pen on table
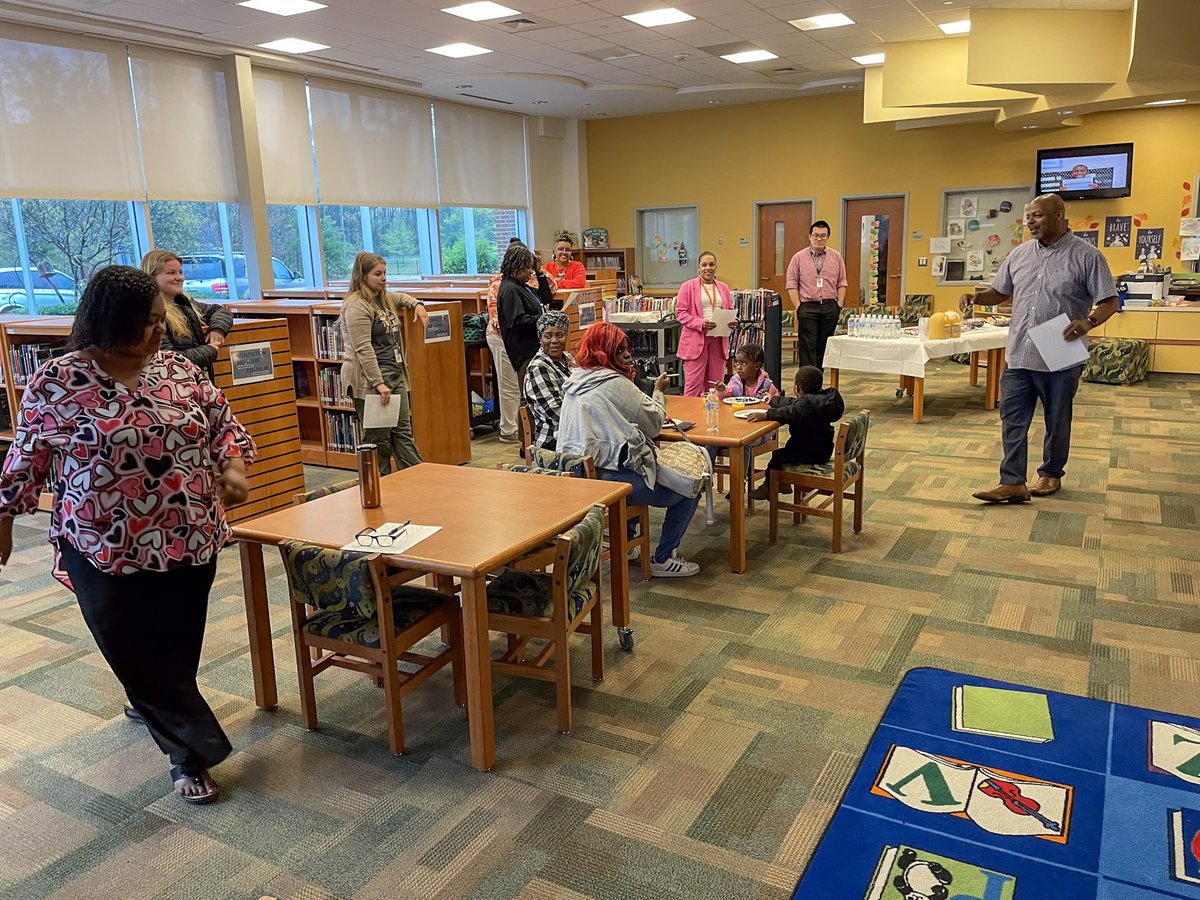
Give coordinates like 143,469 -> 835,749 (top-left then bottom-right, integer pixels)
381,520 -> 411,538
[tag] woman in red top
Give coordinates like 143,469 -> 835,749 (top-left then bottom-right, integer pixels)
0,266 -> 256,806
542,232 -> 587,290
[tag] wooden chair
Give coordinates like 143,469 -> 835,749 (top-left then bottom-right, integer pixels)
485,505 -> 606,733
528,447 -> 651,582
713,433 -> 780,516
767,410 -> 870,553
518,405 -> 534,459
277,541 -> 465,754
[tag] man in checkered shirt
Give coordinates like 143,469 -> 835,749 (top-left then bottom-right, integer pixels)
967,194 -> 1118,504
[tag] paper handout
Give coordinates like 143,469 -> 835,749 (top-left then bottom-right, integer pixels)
711,306 -> 738,331
1028,314 -> 1090,372
362,393 -> 401,429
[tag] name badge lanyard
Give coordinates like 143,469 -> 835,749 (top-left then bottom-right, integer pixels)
812,248 -> 826,293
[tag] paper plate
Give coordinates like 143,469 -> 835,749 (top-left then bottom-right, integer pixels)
722,396 -> 763,405
733,409 -> 758,419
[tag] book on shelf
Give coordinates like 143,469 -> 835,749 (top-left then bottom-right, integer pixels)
314,316 -> 346,360
584,254 -> 624,270
10,343 -> 68,385
323,409 -> 360,453
317,368 -> 351,406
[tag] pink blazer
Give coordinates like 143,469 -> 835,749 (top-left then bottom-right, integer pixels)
675,277 -> 733,361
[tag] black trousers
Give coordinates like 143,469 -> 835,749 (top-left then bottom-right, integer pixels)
796,300 -> 841,370
58,541 -> 231,772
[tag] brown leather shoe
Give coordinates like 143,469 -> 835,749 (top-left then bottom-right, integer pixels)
1029,476 -> 1061,496
972,483 -> 1031,503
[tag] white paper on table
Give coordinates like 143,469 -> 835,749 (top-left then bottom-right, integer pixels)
362,394 -> 400,429
339,523 -> 442,554
1028,314 -> 1089,372
711,306 -> 738,331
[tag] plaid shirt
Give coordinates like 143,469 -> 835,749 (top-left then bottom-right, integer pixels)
523,349 -> 574,448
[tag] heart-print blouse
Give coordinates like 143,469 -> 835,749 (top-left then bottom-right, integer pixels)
0,351 -> 257,581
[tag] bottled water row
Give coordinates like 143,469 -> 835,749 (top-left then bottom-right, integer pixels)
847,313 -> 903,339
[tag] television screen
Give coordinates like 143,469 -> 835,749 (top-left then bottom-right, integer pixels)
1037,142 -> 1133,201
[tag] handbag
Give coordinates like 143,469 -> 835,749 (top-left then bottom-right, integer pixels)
655,421 -> 716,525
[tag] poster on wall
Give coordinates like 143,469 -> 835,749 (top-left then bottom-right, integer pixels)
932,255 -> 947,277
947,219 -> 966,237
1104,216 -> 1132,248
1179,218 -> 1200,237
965,250 -> 985,273
930,237 -> 951,254
959,197 -> 978,218
424,310 -> 452,343
1076,230 -> 1100,247
1181,237 -> 1200,261
1135,228 -> 1164,259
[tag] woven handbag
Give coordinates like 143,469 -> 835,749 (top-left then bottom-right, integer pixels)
655,423 -> 716,525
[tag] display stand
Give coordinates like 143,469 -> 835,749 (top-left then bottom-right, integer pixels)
729,289 -> 783,389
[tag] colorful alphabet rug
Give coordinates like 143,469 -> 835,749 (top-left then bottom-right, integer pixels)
792,668 -> 1200,898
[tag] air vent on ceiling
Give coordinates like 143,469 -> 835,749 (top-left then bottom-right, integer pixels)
495,15 -> 549,32
583,47 -> 640,63
458,92 -> 514,105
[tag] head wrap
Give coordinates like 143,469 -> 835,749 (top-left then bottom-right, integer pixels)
575,321 -> 634,381
537,309 -> 570,337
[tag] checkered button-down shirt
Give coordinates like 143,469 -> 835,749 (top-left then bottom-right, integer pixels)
523,349 -> 575,448
993,231 -> 1116,372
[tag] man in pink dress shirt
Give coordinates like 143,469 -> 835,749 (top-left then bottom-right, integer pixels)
785,220 -> 847,371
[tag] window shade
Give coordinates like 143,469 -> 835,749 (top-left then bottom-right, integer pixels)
130,48 -> 238,202
251,67 -> 317,206
0,27 -> 142,200
433,102 -> 528,208
308,77 -> 436,207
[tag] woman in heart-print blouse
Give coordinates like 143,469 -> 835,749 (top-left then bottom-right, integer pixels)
0,265 -> 256,807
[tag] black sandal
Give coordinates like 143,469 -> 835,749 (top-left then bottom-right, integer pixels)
170,765 -> 218,805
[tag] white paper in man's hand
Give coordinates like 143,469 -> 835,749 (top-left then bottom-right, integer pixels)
1028,313 -> 1090,372
363,394 -> 400,429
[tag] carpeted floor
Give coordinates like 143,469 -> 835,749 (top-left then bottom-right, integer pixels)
1,361 -> 1198,900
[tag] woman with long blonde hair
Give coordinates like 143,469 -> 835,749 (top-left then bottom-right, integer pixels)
139,250 -> 232,380
338,252 -> 428,473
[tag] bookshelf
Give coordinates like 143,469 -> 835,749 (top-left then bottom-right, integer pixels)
581,247 -> 636,295
613,319 -> 683,393
728,288 -> 784,390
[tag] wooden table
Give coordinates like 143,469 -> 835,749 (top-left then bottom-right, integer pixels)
231,463 -> 631,771
824,326 -> 1009,423
657,397 -> 779,574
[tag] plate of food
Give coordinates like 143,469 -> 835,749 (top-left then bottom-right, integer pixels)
733,409 -> 759,420
722,396 -> 763,405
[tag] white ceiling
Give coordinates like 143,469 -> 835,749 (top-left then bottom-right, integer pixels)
0,0 -> 1132,117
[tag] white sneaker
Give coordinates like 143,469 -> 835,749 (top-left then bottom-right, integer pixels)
650,554 -> 699,578
627,546 -> 641,562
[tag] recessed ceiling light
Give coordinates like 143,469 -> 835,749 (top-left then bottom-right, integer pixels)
789,13 -> 854,31
1022,124 -> 1039,129
427,42 -> 492,57
708,99 -> 722,104
595,112 -> 608,117
721,49 -> 778,64
1058,109 -> 1074,115
239,0 -> 325,14
623,8 -> 694,27
851,53 -> 884,66
939,19 -> 970,34
532,100 -> 548,105
1145,98 -> 1187,106
257,37 -> 329,53
442,2 -> 519,21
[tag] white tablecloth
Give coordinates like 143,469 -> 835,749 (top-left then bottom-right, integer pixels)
824,326 -> 1010,378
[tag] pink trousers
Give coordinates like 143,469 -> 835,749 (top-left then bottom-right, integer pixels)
683,339 -> 728,397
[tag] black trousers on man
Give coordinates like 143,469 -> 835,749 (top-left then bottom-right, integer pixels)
796,299 -> 842,370
58,541 -> 231,772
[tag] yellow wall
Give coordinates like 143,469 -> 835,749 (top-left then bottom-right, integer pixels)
585,93 -> 1198,311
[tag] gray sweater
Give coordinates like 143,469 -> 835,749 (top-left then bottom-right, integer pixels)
558,367 -> 666,486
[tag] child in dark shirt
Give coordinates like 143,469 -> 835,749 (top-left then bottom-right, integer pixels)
746,365 -> 844,499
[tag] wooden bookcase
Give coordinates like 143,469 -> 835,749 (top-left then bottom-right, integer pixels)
539,249 -> 637,295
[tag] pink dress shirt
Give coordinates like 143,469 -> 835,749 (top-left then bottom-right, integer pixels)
785,248 -> 847,302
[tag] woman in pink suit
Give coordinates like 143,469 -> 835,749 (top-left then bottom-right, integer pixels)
675,251 -> 734,397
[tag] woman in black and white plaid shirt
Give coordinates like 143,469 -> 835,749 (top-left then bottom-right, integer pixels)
522,310 -> 574,450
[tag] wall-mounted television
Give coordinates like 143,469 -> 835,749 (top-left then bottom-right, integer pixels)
1037,142 -> 1133,201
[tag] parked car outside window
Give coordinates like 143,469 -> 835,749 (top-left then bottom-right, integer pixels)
0,268 -> 79,314
178,253 -> 304,299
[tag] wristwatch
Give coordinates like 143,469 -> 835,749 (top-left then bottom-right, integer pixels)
1085,314 -> 1101,328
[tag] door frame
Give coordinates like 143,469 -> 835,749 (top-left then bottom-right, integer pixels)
751,197 -> 818,293
840,192 -> 910,304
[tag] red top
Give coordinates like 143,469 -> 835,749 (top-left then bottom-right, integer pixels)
543,259 -> 587,290
0,351 -> 256,582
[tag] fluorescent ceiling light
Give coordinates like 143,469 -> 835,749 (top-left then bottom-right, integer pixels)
239,0 -> 325,15
623,8 -> 695,27
851,53 -> 884,66
1144,98 -> 1187,106
257,37 -> 329,53
789,13 -> 854,31
427,42 -> 493,57
939,19 -> 970,34
442,2 -> 519,21
721,49 -> 778,64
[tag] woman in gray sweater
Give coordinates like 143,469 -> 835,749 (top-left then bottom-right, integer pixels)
557,323 -> 701,578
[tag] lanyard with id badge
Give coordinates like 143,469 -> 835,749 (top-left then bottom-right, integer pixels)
812,248 -> 827,293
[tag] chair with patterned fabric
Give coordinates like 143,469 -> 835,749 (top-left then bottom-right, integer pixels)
496,463 -> 576,476
767,410 -> 870,553
486,505 -> 606,733
293,478 -> 360,505
899,294 -> 932,327
530,447 -> 651,581
277,541 -> 464,754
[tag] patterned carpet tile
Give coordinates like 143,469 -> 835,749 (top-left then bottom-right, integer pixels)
1,368 -> 1199,898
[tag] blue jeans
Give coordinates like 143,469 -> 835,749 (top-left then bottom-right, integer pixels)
998,364 -> 1083,484
599,466 -> 701,563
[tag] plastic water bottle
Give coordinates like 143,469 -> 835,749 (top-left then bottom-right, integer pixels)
705,388 -> 720,432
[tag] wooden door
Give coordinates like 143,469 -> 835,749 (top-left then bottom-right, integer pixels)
757,202 -> 812,301
843,196 -> 906,309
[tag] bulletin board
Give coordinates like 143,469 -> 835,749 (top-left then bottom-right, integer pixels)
934,187 -> 1032,285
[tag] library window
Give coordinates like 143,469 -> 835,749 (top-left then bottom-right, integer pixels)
636,206 -> 699,289
148,200 -> 261,300
268,204 -> 321,289
438,207 -> 526,276
0,197 -> 141,315
319,204 -> 366,281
